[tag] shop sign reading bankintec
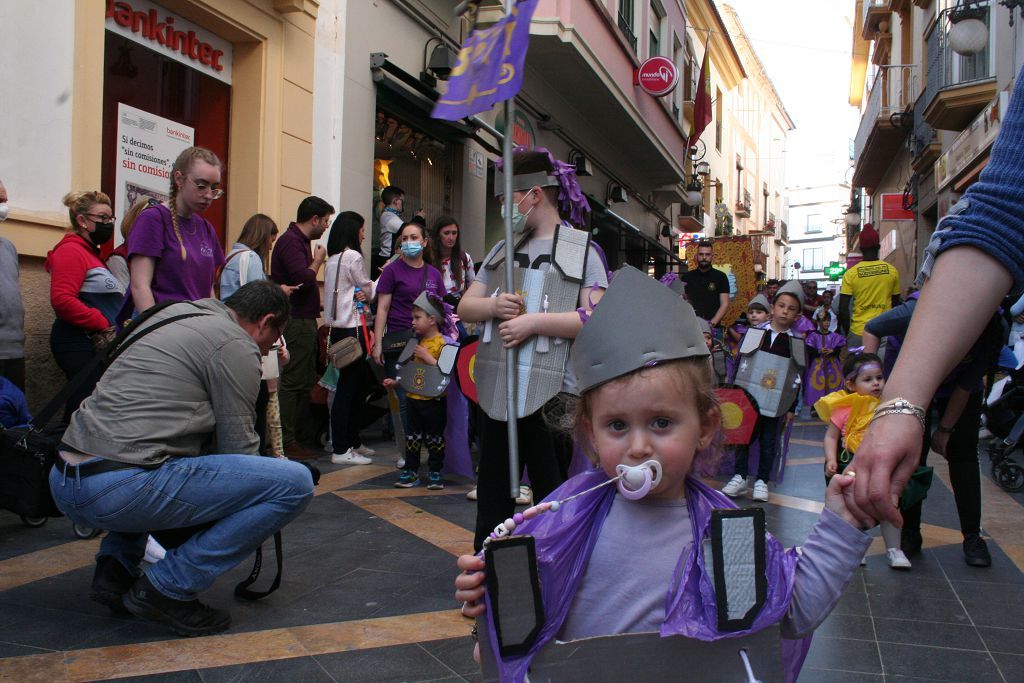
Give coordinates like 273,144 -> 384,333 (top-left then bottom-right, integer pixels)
105,0 -> 233,84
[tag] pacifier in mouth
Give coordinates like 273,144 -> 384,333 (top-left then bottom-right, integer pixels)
615,460 -> 663,500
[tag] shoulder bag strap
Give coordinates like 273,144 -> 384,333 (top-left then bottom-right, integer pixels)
234,530 -> 283,600
31,303 -> 209,429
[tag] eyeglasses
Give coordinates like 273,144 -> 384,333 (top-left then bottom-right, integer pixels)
82,213 -> 115,223
187,176 -> 225,199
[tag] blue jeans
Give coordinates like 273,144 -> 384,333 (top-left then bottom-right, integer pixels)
49,455 -> 313,600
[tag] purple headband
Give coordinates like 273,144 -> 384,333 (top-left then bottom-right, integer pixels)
495,146 -> 591,225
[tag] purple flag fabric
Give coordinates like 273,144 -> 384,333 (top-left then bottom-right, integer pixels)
431,0 -> 539,121
483,469 -> 806,682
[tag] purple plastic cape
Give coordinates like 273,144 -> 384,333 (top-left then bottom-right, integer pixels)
483,469 -> 809,683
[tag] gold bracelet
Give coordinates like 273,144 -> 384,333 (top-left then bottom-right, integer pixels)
870,397 -> 926,429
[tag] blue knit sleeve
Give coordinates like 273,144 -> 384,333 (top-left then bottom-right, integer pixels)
926,67 -> 1024,296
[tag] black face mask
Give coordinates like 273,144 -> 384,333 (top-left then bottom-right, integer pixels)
89,221 -> 115,246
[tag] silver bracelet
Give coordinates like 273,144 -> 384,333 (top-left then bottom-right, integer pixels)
870,397 -> 926,429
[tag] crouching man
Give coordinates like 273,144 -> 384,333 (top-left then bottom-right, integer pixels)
49,280 -> 314,636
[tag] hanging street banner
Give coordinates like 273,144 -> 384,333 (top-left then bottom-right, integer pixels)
432,0 -> 539,121
113,103 -> 194,246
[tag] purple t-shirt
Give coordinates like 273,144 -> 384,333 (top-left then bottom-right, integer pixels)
128,204 -> 224,303
377,259 -> 444,331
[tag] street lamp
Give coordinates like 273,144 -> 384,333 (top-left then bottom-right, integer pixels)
949,1 -> 989,55
683,176 -> 704,207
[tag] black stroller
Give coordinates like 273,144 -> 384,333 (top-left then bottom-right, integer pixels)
982,366 -> 1024,492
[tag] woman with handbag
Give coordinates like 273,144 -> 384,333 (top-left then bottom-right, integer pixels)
325,211 -> 379,465
372,221 -> 445,444
45,191 -> 125,421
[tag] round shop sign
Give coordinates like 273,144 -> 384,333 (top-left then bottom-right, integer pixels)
635,56 -> 679,97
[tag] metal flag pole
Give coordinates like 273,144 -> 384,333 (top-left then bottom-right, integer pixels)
501,0 -> 521,501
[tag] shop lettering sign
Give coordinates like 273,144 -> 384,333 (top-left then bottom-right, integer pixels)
105,0 -> 232,84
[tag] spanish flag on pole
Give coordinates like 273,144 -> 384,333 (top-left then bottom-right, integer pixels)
689,35 -> 712,147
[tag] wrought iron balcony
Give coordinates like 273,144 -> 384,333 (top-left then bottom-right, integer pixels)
922,3 -> 997,130
735,190 -> 752,217
617,13 -> 637,53
852,64 -> 918,188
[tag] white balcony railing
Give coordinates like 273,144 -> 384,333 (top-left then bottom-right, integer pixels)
854,64 -> 918,162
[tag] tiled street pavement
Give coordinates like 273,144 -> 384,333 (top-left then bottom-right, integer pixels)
2,420 -> 1023,682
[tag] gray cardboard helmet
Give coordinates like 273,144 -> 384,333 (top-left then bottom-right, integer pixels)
748,293 -> 771,311
412,291 -> 444,321
774,279 -> 804,307
492,170 -> 558,197
572,265 -> 710,393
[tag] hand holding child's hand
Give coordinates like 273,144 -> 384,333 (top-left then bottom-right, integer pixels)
382,378 -> 397,389
455,554 -> 487,618
824,471 -> 871,531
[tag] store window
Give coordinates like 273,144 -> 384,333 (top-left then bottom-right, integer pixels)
101,27 -> 231,246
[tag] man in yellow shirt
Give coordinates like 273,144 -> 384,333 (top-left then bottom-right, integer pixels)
838,224 -> 901,346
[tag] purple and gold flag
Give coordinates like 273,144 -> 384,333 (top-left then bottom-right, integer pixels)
431,0 -> 538,121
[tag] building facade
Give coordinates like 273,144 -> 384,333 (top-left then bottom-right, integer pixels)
850,0 -> 1024,289
784,184 -> 851,289
0,0 -> 321,410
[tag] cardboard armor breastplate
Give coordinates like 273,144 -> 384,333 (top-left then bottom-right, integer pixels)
733,328 -> 806,418
474,225 -> 591,421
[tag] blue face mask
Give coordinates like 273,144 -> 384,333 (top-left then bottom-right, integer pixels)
401,241 -> 423,258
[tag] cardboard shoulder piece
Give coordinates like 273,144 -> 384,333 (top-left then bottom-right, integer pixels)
474,224 -> 592,421
478,508 -> 784,683
734,329 -> 805,418
394,338 -> 459,398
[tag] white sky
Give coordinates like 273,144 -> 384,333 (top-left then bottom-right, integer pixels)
722,0 -> 861,190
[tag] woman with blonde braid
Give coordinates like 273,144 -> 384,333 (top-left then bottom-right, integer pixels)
128,147 -> 225,312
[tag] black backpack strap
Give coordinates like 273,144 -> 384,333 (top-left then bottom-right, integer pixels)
31,302 -> 209,429
234,531 -> 283,600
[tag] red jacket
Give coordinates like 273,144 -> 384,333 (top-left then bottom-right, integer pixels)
44,233 -> 124,331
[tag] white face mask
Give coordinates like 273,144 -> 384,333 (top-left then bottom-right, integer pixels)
0,203 -> 8,223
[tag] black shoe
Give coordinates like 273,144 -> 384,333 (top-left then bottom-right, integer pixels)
901,528 -> 923,557
963,533 -> 992,567
122,575 -> 231,637
90,556 -> 136,615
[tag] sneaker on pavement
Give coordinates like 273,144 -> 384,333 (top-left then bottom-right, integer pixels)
963,532 -> 992,567
426,472 -> 444,490
353,444 -> 376,457
721,475 -> 749,498
752,479 -> 770,502
887,548 -> 912,569
466,486 -> 478,501
395,470 -> 420,488
91,556 -> 136,614
331,449 -> 372,465
122,575 -> 231,637
515,485 -> 533,506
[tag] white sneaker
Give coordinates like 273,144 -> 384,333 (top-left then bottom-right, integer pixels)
332,449 -> 372,465
887,548 -> 912,569
466,487 -> 478,501
353,445 -> 376,457
144,535 -> 166,564
515,486 -> 533,506
721,475 -> 749,498
752,479 -> 769,502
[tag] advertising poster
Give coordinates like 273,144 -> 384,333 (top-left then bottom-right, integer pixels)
114,103 -> 194,246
